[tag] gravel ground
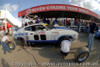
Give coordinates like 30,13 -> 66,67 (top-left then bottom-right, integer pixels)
0,33 -> 100,67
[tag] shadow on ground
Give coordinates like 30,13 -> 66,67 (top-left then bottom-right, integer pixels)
78,33 -> 89,42
32,45 -> 76,63
1,58 -> 10,67
13,33 -> 100,65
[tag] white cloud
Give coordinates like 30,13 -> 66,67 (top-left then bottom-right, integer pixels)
1,4 -> 18,12
68,0 -> 100,13
96,0 -> 100,2
69,0 -> 84,6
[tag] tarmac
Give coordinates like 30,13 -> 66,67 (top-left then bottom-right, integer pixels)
0,33 -> 100,67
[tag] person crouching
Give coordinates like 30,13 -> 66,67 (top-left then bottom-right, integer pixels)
60,37 -> 71,59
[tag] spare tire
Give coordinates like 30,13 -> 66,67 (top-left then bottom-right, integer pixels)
75,47 -> 90,63
7,42 -> 15,50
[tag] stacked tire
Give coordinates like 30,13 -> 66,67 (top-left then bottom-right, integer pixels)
75,47 -> 90,62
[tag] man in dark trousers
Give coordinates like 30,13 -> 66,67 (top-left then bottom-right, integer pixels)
87,17 -> 96,52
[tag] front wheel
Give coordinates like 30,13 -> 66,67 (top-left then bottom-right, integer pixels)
7,42 -> 16,50
57,37 -> 70,47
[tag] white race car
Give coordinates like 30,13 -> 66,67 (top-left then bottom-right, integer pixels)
13,24 -> 78,45
13,24 -> 91,63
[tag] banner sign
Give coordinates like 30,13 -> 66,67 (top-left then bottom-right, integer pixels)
18,4 -> 99,19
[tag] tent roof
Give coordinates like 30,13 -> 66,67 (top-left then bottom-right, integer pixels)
18,4 -> 100,22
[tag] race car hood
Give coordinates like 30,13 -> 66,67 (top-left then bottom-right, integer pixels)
52,26 -> 78,35
53,26 -> 78,34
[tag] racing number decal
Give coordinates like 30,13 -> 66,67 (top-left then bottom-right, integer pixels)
34,31 -> 46,40
34,35 -> 39,40
40,32 -> 46,40
40,32 -> 45,34
34,32 -> 39,40
40,35 -> 46,40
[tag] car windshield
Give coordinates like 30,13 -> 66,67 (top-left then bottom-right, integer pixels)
35,25 -> 45,31
45,25 -> 52,30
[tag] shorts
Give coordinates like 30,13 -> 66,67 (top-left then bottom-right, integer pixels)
60,50 -> 68,56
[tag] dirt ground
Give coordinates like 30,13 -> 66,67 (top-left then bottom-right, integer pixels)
0,33 -> 100,67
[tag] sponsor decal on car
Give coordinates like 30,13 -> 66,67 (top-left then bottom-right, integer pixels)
40,32 -> 45,34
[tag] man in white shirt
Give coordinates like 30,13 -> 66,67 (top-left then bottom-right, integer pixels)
1,33 -> 11,54
60,37 -> 71,59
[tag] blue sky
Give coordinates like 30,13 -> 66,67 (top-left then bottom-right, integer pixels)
0,0 -> 100,20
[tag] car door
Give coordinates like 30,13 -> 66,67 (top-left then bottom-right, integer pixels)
25,26 -> 36,40
51,29 -> 60,40
35,25 -> 52,40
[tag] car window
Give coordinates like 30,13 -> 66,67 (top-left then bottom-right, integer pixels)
25,26 -> 36,31
35,25 -> 45,31
25,27 -> 31,31
25,25 -> 45,31
31,26 -> 35,31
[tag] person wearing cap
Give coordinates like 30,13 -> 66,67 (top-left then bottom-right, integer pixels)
87,17 -> 96,52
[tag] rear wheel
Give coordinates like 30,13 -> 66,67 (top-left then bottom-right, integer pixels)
75,47 -> 90,62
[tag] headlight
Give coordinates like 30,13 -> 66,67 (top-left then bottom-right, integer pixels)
72,34 -> 78,41
73,35 -> 76,39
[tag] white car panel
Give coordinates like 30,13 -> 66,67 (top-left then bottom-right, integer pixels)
13,24 -> 78,43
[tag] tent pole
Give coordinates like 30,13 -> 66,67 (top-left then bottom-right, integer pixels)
5,9 -> 7,33
23,16 -> 27,47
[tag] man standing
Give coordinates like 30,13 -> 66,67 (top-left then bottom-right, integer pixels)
87,17 -> 96,52
77,20 -> 82,33
46,18 -> 50,25
53,18 -> 58,25
70,19 -> 74,26
66,19 -> 69,26
50,18 -> 54,27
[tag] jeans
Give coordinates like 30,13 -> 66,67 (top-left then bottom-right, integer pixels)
1,42 -> 10,54
78,26 -> 81,32
87,33 -> 95,52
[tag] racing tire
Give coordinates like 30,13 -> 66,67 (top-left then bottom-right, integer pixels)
7,42 -> 16,50
75,47 -> 90,63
